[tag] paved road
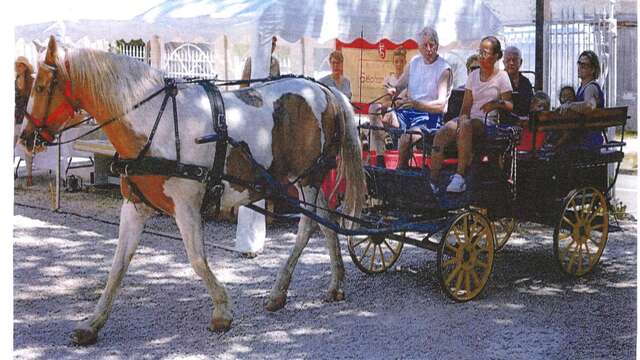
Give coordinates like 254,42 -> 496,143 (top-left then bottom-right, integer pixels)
615,173 -> 638,217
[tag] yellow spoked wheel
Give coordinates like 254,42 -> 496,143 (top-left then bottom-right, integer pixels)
493,217 -> 517,252
347,234 -> 404,274
553,187 -> 609,276
437,211 -> 495,302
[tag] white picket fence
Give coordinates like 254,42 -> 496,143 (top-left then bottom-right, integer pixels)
118,43 -> 147,63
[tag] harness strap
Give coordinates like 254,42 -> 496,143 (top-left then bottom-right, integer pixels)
110,156 -> 210,182
199,81 -> 229,216
136,79 -> 176,160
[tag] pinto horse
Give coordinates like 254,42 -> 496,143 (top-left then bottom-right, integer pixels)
22,36 -> 365,345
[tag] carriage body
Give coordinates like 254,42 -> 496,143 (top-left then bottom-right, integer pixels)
349,106 -> 627,302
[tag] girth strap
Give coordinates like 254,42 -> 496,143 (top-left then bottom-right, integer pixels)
110,156 -> 210,182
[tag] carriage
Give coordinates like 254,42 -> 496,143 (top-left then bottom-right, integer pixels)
23,37 -> 629,343
343,104 -> 628,301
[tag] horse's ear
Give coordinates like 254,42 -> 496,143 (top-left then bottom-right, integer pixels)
33,39 -> 46,54
45,35 -> 58,65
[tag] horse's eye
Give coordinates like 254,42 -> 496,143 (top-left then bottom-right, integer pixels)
35,85 -> 45,93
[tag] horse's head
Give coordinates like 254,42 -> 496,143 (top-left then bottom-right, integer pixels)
20,36 -> 78,152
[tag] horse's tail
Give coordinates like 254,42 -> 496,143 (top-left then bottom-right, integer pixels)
328,88 -> 366,229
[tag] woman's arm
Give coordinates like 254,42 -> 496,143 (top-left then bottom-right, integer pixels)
480,91 -> 513,114
459,89 -> 473,119
559,83 -> 599,114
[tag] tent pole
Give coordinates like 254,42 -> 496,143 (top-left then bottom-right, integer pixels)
535,0 -> 545,91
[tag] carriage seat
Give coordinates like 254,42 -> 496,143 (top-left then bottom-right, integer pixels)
520,107 -> 628,163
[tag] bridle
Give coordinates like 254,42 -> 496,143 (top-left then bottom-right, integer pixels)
25,61 -> 79,144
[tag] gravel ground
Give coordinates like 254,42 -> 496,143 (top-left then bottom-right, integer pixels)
13,175 -> 637,359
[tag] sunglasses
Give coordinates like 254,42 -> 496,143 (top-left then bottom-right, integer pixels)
577,61 -> 592,68
469,65 -> 480,71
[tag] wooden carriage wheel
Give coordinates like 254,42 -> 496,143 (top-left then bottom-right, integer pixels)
347,234 -> 404,274
437,210 -> 495,302
493,217 -> 517,251
553,187 -> 609,276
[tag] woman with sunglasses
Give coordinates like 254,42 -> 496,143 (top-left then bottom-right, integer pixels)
556,50 -> 605,149
429,36 -> 513,193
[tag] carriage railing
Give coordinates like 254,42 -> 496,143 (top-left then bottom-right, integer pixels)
525,106 -> 628,196
527,106 -> 628,155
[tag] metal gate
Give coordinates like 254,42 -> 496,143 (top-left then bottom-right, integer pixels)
504,6 -> 618,109
164,43 -> 216,79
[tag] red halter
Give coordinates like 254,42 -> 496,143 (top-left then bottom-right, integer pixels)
26,61 -> 77,142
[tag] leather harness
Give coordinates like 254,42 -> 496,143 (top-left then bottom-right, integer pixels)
109,76 -> 341,216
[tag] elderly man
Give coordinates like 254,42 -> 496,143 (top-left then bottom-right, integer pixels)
503,46 -> 533,116
369,26 -> 451,169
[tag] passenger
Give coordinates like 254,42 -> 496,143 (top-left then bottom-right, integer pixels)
367,47 -> 408,163
530,91 -> 551,112
240,36 -> 280,88
369,26 -> 452,169
452,54 -> 479,91
503,46 -> 533,116
558,85 -> 576,105
383,47 -> 408,97
465,54 -> 480,75
557,50 -> 605,149
318,51 -> 352,99
429,36 -> 513,192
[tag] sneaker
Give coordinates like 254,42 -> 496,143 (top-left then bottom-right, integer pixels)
446,174 -> 466,193
429,181 -> 438,193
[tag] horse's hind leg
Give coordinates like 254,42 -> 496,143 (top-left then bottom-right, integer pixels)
171,187 -> 232,332
316,193 -> 346,303
71,201 -> 153,346
265,186 -> 318,312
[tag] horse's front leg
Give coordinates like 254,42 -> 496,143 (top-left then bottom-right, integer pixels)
71,201 -> 153,346
266,186 -> 318,311
169,181 -> 232,332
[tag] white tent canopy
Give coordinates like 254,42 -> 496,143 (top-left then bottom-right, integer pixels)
15,0 -> 503,45
15,0 -> 507,78
13,0 -> 636,79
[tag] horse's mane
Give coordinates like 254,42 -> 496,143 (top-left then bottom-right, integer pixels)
61,48 -> 165,116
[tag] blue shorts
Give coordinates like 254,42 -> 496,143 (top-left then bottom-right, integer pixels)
395,109 -> 443,134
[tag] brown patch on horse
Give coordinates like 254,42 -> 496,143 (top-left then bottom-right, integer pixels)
120,175 -> 175,215
233,88 -> 264,107
269,93 -> 340,187
226,145 -> 260,196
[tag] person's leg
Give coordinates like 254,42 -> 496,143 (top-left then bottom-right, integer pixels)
430,119 -> 458,183
381,111 -> 400,128
447,118 -> 484,192
398,130 -> 422,169
368,103 -> 387,156
456,118 -> 485,174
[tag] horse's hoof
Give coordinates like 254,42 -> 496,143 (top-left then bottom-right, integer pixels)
265,294 -> 287,312
326,288 -> 345,302
208,317 -> 232,333
71,327 -> 97,346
